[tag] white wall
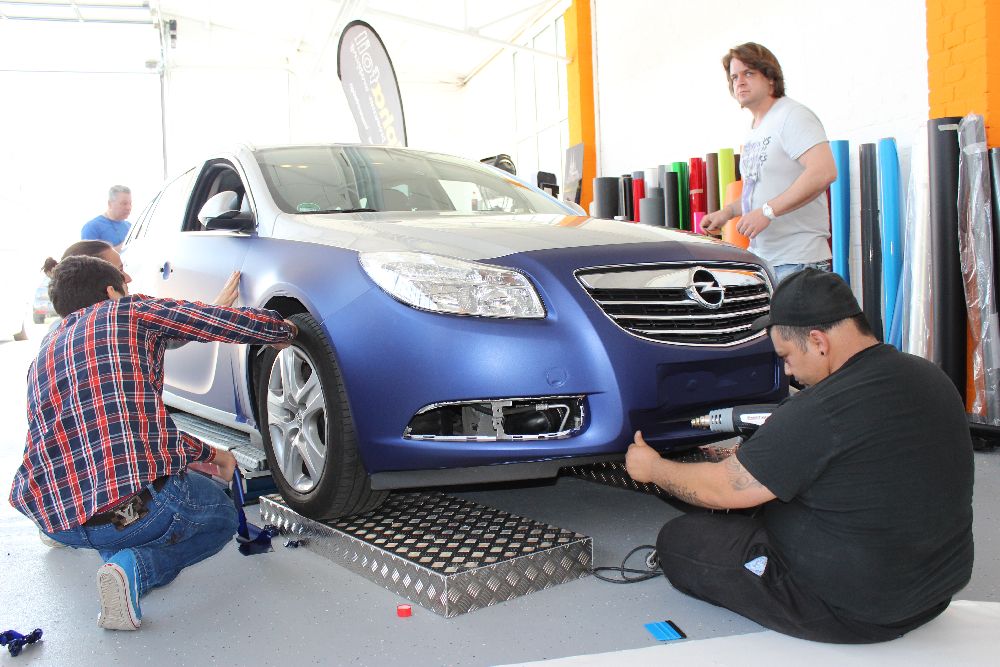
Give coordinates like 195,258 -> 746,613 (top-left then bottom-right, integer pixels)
592,0 -> 929,288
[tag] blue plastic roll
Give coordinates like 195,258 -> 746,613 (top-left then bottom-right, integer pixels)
830,140 -> 851,284
878,138 -> 902,342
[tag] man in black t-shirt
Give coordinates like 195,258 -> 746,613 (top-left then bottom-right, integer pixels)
625,269 -> 974,644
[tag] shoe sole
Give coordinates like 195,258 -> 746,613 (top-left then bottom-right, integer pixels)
96,563 -> 141,630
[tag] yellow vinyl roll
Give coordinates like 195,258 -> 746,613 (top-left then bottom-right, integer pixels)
717,148 -> 736,220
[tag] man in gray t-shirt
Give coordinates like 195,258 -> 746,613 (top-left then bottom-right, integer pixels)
702,43 -> 837,283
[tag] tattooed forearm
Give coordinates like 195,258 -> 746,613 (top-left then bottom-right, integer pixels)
724,456 -> 762,491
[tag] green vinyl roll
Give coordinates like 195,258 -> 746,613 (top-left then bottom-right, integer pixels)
718,148 -> 736,220
670,162 -> 690,230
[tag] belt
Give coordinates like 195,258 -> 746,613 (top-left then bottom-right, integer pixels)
84,476 -> 169,528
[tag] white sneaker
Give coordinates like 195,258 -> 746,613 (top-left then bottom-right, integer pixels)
96,550 -> 142,630
38,530 -> 67,548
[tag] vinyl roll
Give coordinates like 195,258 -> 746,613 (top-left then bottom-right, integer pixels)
639,196 -> 665,227
734,154 -> 741,181
830,140 -> 851,284
620,175 -> 633,221
670,162 -> 690,230
721,180 -> 749,249
693,211 -> 706,235
632,172 -> 646,223
928,117 -> 967,395
689,157 -> 706,217
593,176 -> 620,219
989,149 -> 1000,303
900,123 -> 933,360
878,138 -> 902,341
860,143 -> 884,341
705,153 -> 720,213
644,168 -> 659,194
664,171 -> 681,229
957,115 -> 1000,425
718,149 -> 736,223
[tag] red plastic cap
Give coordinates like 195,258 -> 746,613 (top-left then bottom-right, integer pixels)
396,604 -> 412,618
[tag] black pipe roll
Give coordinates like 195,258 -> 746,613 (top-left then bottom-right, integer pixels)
860,143 -> 884,341
620,175 -> 633,221
928,117 -> 967,395
990,148 -> 1000,302
664,172 -> 680,229
593,176 -> 620,219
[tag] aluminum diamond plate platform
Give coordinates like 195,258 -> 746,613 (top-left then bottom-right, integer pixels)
260,492 -> 592,617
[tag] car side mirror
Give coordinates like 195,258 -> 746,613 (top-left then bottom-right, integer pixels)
198,190 -> 254,231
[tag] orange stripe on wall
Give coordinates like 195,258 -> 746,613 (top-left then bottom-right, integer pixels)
564,0 -> 596,213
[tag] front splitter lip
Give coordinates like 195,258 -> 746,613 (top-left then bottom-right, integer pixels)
368,453 -> 624,490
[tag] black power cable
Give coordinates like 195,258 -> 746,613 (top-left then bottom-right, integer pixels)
592,544 -> 661,584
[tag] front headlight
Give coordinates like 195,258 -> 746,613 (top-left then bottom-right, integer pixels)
359,251 -> 545,318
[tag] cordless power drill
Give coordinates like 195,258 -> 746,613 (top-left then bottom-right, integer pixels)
690,404 -> 778,437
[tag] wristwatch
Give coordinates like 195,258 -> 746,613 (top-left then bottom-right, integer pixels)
762,201 -> 777,221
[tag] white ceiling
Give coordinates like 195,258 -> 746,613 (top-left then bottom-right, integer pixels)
0,0 -> 570,85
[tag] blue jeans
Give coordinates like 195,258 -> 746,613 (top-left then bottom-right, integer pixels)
773,259 -> 832,284
43,471 -> 237,597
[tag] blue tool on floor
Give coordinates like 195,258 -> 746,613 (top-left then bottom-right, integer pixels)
644,620 -> 686,641
0,628 -> 42,657
231,468 -> 279,555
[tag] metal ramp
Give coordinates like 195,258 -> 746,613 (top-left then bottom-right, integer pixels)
260,492 -> 593,617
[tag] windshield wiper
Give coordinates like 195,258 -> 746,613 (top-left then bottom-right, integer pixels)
299,207 -> 378,214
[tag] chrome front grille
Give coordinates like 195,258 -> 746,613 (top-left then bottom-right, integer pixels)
577,263 -> 772,346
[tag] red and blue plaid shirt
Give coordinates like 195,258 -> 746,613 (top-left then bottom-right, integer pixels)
10,294 -> 294,532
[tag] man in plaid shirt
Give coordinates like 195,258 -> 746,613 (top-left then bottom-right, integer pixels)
10,255 -> 298,630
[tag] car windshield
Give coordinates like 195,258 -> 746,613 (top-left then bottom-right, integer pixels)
254,146 -> 569,216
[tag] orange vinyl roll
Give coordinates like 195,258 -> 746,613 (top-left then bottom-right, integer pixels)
721,180 -> 750,249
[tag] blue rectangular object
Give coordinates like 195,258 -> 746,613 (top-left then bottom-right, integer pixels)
644,620 -> 686,641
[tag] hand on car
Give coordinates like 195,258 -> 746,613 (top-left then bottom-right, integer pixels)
269,319 -> 299,350
700,209 -> 731,236
214,271 -> 241,307
625,431 -> 662,484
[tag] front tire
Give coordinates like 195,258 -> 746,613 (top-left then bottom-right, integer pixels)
257,312 -> 387,520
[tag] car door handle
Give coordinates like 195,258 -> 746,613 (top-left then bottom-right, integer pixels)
160,262 -> 172,278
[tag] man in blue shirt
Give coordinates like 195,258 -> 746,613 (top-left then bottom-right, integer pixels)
81,185 -> 132,249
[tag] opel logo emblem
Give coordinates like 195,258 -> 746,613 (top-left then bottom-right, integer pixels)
685,268 -> 725,310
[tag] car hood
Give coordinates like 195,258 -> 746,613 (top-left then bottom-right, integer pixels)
272,211 -> 734,262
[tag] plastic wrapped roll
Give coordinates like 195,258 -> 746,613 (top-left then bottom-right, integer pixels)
721,180 -> 749,249
957,114 -> 999,425
639,196 -> 665,227
878,138 -> 902,341
830,140 -> 851,284
900,123 -> 933,359
644,167 -> 658,193
706,153 -> 720,213
860,142 -> 884,341
593,176 -> 620,219
664,172 -> 680,229
928,116 -> 966,394
718,149 -> 736,223
990,149 -> 1000,308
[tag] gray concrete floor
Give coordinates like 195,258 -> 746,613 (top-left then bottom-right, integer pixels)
1,329 -> 998,666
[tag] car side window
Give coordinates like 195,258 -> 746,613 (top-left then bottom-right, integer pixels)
123,197 -> 157,245
144,168 -> 196,239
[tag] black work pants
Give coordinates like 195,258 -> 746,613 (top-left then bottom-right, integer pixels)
656,512 -> 950,644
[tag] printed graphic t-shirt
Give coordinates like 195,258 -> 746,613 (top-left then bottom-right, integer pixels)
740,96 -> 832,266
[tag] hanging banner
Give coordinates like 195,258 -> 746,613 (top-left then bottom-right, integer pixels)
336,20 -> 407,147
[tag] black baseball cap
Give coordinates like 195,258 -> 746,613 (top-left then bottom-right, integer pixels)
751,268 -> 862,331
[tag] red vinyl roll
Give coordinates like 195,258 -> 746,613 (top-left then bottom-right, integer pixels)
689,157 -> 706,217
632,178 -> 646,223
